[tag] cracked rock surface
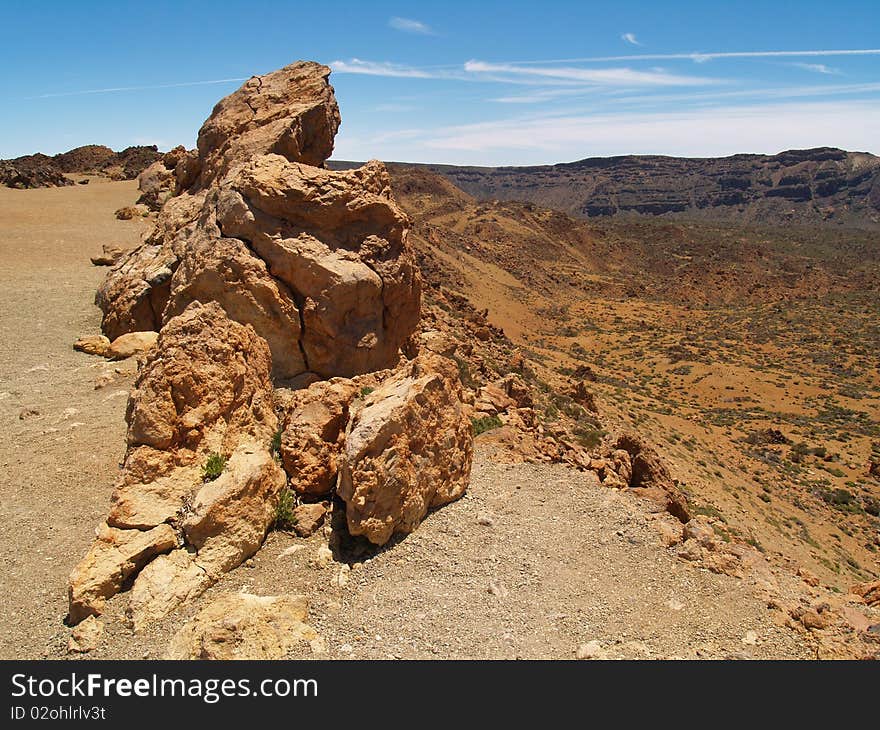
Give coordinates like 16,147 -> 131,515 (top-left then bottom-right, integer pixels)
95,61 -> 420,380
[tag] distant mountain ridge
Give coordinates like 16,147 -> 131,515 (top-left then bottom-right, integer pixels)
334,147 -> 880,229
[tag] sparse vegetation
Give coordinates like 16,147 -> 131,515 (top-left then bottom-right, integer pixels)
274,487 -> 297,530
201,452 -> 227,482
472,415 -> 503,435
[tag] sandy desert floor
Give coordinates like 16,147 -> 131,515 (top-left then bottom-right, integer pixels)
0,180 -> 815,659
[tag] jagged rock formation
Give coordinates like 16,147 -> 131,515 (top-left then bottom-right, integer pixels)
0,154 -> 73,189
68,301 -> 284,625
0,145 -> 162,188
96,61 -> 420,380
400,148 -> 880,229
69,61 -> 471,628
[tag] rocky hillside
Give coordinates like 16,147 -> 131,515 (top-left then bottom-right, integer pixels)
0,144 -> 162,188
388,165 -> 880,609
381,148 -> 880,229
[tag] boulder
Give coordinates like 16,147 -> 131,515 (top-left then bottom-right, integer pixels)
165,593 -> 316,660
136,160 -> 175,211
123,301 -> 274,455
67,616 -> 104,654
73,334 -> 110,357
851,580 -> 880,606
610,433 -> 691,522
90,245 -> 125,267
106,330 -> 158,360
338,353 -> 473,545
67,522 -> 177,624
277,379 -> 360,497
292,503 -> 327,537
474,382 -> 516,416
127,550 -> 211,631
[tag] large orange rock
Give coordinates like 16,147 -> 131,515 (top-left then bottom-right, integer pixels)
337,354 -> 473,545
195,62 -> 340,186
95,61 -> 420,380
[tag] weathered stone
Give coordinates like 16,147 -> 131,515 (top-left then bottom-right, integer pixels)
196,62 -> 340,186
338,353 -> 473,545
851,580 -> 880,606
90,245 -> 124,267
292,503 -> 327,537
69,302 -> 280,625
73,334 -> 110,357
67,616 -> 104,654
165,593 -> 317,660
127,550 -> 211,631
106,330 -> 158,360
181,444 -> 286,576
67,522 -> 177,624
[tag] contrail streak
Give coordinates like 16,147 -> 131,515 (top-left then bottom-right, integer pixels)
505,49 -> 880,64
26,77 -> 250,99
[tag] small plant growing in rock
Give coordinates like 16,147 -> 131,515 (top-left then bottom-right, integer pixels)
271,429 -> 282,460
202,452 -> 227,482
274,487 -> 297,530
360,386 -> 374,397
472,414 -> 502,435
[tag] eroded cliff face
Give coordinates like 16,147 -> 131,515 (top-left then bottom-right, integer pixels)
411,147 -> 880,228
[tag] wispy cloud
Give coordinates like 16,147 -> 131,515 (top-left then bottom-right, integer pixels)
389,17 -> 434,35
330,59 -> 450,79
621,32 -> 642,46
490,88 -> 599,104
506,48 -> 880,64
790,62 -> 840,75
464,60 -> 719,86
26,77 -> 248,99
409,100 -> 880,159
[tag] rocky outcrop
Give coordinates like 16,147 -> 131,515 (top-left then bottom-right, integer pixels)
0,155 -> 72,189
68,302 -> 284,625
165,593 -> 317,660
596,433 -> 691,522
70,61 -> 470,630
96,61 -> 420,380
1,145 -> 163,188
276,378 -> 362,498
338,353 -> 473,545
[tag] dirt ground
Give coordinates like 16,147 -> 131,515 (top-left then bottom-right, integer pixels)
0,180 -> 814,660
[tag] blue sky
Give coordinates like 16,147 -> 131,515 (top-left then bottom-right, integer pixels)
2,0 -> 879,164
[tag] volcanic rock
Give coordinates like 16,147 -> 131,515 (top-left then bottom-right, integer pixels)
90,244 -> 125,267
68,301 -> 283,625
165,593 -> 316,660
96,61 -> 420,380
337,353 -> 473,545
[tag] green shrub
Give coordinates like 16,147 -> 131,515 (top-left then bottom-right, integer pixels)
472,415 -> 503,435
271,429 -> 282,459
572,426 -> 605,450
201,452 -> 227,482
274,488 -> 297,530
360,386 -> 374,397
